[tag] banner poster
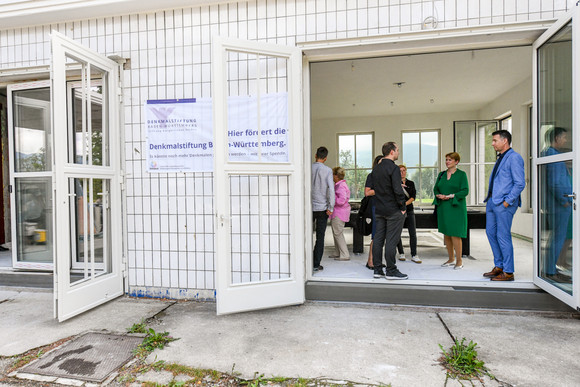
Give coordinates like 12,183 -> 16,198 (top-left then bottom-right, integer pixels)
145,98 -> 213,173
227,92 -> 289,163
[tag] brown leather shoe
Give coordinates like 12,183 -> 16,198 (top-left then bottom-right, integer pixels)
483,266 -> 503,278
491,272 -> 514,281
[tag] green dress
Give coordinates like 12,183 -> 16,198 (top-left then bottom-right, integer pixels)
433,169 -> 469,238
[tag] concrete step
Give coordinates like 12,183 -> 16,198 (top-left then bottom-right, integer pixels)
0,270 -> 53,288
306,281 -> 575,312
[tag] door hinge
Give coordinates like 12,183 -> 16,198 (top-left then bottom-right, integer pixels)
121,256 -> 128,278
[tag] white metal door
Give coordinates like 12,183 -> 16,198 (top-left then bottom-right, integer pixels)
532,6 -> 579,310
212,37 -> 304,315
51,31 -> 124,321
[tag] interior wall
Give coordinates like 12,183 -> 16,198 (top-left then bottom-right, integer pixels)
477,76 -> 533,238
312,110 -> 479,169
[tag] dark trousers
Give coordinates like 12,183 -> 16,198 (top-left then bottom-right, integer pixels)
397,212 -> 417,256
313,211 -> 328,268
372,212 -> 405,273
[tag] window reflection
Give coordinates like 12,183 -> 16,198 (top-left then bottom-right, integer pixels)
539,160 -> 573,294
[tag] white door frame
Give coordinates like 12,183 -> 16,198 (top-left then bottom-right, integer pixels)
300,19 -> 565,290
212,36 -> 305,315
531,7 -> 579,310
7,81 -> 53,270
51,31 -> 125,321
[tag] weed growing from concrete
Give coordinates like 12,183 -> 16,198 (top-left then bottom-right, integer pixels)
439,337 -> 489,380
127,319 -> 148,334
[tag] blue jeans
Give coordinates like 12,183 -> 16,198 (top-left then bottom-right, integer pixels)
313,211 -> 328,268
486,201 -> 518,273
372,212 -> 405,273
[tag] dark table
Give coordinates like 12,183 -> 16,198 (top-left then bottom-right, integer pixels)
346,207 -> 486,257
413,208 -> 486,257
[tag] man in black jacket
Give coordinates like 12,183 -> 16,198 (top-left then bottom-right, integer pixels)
371,142 -> 408,280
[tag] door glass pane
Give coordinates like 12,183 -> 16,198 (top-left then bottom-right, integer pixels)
230,175 -> 290,284
12,88 -> 51,172
455,122 -> 474,164
538,162 -> 573,294
67,58 -> 109,166
226,51 -> 289,163
14,177 -> 52,263
478,122 -> 498,163
538,22 -> 572,155
402,132 -> 419,167
70,178 -> 111,285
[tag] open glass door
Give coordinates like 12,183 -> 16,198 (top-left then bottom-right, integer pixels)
212,37 -> 304,315
532,6 -> 579,310
51,31 -> 124,321
7,82 -> 53,270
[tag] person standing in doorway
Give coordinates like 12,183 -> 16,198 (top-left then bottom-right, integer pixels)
312,146 -> 335,272
434,152 -> 469,270
329,167 -> 351,261
371,142 -> 408,280
396,164 -> 421,264
483,130 -> 526,281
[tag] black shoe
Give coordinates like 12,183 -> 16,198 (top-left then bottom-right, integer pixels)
385,269 -> 408,280
313,265 -> 324,272
373,268 -> 385,278
365,263 -> 374,270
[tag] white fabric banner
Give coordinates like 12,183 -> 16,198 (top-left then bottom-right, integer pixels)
227,92 -> 289,163
145,98 -> 213,172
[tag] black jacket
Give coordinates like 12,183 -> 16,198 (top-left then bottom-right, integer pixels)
371,158 -> 406,217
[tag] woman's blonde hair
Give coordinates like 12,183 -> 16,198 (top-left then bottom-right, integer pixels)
399,164 -> 407,170
445,152 -> 461,162
333,167 -> 346,180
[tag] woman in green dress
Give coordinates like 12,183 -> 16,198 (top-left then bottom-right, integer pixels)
433,152 -> 469,269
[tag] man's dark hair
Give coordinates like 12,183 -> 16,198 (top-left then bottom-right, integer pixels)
382,142 -> 397,156
315,146 -> 328,160
492,129 -> 512,145
548,127 -> 567,144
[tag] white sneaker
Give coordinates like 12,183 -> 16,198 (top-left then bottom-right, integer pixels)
411,255 -> 422,264
399,254 -> 406,261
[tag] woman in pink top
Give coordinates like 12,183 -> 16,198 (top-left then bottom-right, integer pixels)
329,167 -> 351,260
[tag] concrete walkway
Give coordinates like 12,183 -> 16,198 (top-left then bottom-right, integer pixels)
0,288 -> 579,386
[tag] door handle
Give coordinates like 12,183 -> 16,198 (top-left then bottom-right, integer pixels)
563,193 -> 576,200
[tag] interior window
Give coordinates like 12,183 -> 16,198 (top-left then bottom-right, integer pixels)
401,130 -> 439,205
454,121 -> 501,205
337,133 -> 373,200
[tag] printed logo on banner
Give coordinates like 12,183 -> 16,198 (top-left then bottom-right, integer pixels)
145,98 -> 213,173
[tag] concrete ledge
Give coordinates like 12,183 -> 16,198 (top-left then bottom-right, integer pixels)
0,271 -> 52,288
305,281 -> 574,312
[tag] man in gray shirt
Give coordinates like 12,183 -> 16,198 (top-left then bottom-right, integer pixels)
312,146 -> 335,271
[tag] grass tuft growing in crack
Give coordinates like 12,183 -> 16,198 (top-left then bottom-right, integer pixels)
127,319 -> 148,334
439,337 -> 492,380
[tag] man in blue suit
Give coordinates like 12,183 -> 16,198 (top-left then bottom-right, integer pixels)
483,130 -> 526,281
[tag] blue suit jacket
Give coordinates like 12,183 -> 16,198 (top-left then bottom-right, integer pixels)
485,149 -> 526,207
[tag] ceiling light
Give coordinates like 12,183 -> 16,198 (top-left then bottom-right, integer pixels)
393,82 -> 405,88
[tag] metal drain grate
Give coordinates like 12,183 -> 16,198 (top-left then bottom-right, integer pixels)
21,332 -> 142,382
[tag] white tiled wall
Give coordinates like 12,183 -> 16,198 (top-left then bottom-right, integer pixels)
0,0 -> 572,298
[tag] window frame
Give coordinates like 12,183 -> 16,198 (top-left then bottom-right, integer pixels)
336,132 -> 374,201
400,128 -> 441,206
453,120 -> 502,206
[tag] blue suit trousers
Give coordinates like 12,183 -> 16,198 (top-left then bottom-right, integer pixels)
485,201 -> 518,273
